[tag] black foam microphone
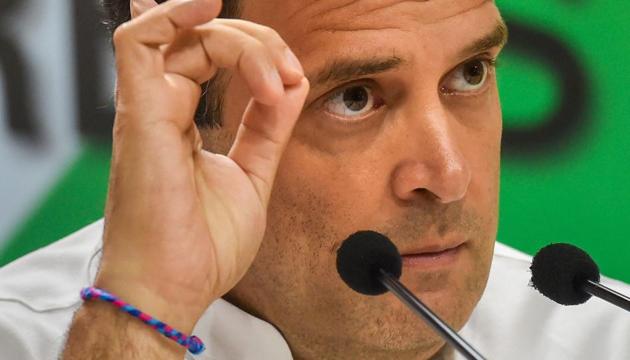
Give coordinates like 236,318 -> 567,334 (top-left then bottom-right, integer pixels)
530,243 -> 630,312
337,231 -> 486,360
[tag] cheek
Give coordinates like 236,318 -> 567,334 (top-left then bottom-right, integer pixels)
207,73 -> 255,152
259,140 -> 392,295
457,88 -> 502,206
271,141 -> 390,235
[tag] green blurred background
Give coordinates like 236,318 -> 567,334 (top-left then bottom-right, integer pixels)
1,0 -> 628,283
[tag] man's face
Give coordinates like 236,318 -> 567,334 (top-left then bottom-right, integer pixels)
209,0 -> 505,358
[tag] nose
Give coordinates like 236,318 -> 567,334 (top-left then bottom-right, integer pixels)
391,107 -> 471,204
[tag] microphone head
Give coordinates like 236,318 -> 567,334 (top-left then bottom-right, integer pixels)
530,243 -> 600,305
336,231 -> 403,296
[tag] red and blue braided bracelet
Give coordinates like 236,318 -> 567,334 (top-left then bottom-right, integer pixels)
80,287 -> 206,355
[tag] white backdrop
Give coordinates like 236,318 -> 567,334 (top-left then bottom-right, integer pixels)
0,0 -> 114,248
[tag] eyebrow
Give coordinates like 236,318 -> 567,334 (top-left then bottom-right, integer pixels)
306,20 -> 509,91
459,20 -> 509,58
307,56 -> 405,90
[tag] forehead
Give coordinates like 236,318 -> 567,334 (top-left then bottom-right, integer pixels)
240,0 -> 500,71
243,0 -> 491,26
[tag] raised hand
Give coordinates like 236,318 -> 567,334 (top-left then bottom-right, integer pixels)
95,0 -> 308,333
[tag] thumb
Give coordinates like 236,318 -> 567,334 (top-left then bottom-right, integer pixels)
130,0 -> 159,18
228,77 -> 310,205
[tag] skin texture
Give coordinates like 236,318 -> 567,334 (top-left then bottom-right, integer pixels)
64,1 -> 310,358
62,0 -> 505,359
204,0 -> 506,359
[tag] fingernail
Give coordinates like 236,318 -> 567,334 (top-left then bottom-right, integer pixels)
284,48 -> 304,75
267,68 -> 284,93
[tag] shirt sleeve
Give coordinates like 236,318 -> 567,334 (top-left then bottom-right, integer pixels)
0,298 -> 78,360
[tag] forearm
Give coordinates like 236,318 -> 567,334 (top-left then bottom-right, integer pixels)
61,301 -> 186,360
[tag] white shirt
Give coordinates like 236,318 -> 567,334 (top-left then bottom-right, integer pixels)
0,220 -> 628,359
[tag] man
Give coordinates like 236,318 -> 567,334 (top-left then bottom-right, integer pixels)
0,0 -> 628,358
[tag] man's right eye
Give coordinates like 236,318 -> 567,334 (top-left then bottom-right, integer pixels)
323,84 -> 385,122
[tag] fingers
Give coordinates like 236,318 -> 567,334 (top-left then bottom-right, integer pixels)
228,77 -> 310,204
163,19 -> 304,105
130,0 -> 158,18
118,0 -> 304,107
113,0 -> 222,136
214,19 -> 304,85
164,22 -> 293,105
116,0 -> 221,46
114,0 -> 221,82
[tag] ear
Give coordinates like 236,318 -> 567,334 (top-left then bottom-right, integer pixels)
130,0 -> 159,18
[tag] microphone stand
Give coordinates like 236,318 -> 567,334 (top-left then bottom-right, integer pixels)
582,280 -> 630,312
379,269 -> 486,360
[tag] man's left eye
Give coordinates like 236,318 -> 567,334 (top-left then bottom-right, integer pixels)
440,58 -> 494,95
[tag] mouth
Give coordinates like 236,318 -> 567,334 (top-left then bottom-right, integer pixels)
400,242 -> 466,269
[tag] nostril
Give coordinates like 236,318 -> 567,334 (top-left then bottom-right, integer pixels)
391,156 -> 470,204
411,188 -> 439,201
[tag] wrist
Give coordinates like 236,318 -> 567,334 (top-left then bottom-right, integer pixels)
69,300 -> 187,359
93,272 -> 210,333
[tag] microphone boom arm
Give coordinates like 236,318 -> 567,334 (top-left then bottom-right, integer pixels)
582,280 -> 630,312
378,269 -> 486,360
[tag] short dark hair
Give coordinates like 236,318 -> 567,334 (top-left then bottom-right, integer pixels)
101,0 -> 243,128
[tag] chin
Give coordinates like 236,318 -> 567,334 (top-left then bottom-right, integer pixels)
351,263 -> 488,354
349,303 -> 447,355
